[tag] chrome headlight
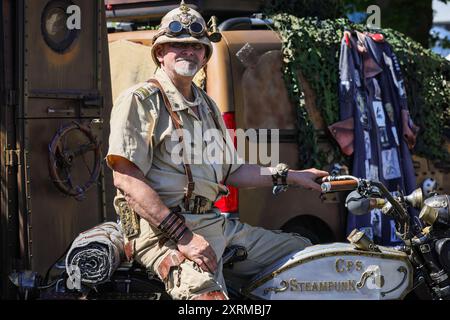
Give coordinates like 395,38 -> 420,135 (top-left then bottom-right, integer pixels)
419,195 -> 450,226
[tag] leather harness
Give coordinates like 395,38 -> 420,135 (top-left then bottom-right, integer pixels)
147,78 -> 230,212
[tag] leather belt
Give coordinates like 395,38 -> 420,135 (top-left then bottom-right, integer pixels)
170,196 -> 213,214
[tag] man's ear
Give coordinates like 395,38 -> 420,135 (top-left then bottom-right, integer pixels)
200,46 -> 208,66
155,44 -> 165,64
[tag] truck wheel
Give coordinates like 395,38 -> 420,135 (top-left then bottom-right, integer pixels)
281,216 -> 335,245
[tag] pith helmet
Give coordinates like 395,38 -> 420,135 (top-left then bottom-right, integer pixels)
151,1 -> 213,66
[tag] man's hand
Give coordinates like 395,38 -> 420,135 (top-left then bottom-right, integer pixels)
288,168 -> 329,192
177,230 -> 218,273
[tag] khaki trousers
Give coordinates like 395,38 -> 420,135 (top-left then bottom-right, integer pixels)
129,209 -> 311,300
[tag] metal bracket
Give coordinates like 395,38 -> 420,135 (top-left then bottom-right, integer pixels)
4,149 -> 21,167
420,244 -> 431,253
356,269 -> 375,289
82,96 -> 103,109
263,280 -> 289,295
6,90 -> 18,106
381,266 -> 408,297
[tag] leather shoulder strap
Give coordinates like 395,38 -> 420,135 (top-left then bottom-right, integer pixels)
147,78 -> 195,210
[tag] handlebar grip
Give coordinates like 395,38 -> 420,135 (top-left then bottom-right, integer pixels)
321,180 -> 359,192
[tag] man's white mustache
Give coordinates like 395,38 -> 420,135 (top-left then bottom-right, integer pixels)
176,58 -> 199,64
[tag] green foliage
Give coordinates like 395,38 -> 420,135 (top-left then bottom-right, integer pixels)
265,0 -> 446,48
268,14 -> 450,169
384,28 -> 450,162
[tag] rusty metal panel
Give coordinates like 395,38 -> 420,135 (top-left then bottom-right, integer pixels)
241,50 -> 297,130
219,31 -> 282,131
99,4 -> 116,224
24,118 -> 104,276
22,97 -> 101,119
1,0 -> 21,299
15,0 -> 114,276
24,0 -> 99,95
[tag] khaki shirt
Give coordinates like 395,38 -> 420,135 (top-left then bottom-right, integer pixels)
107,68 -> 242,208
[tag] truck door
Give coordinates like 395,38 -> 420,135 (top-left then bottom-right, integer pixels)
1,0 -> 114,295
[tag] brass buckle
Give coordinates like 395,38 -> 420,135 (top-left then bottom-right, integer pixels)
117,200 -> 140,238
192,196 -> 209,214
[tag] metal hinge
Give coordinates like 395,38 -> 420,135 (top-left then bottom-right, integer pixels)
6,90 -> 18,106
4,149 -> 21,167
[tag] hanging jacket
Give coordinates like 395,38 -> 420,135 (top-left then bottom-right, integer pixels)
337,31 -> 418,246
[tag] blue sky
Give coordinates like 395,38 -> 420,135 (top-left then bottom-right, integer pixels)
433,0 -> 450,23
432,0 -> 450,58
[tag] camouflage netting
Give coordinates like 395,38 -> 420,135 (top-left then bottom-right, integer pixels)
267,14 -> 450,169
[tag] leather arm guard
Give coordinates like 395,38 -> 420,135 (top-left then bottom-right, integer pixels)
158,210 -> 189,243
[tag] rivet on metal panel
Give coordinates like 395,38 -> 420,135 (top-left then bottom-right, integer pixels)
236,43 -> 259,69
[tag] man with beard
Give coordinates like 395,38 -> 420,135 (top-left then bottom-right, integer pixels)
107,1 -> 328,300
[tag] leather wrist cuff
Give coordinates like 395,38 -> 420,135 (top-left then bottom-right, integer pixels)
158,210 -> 188,243
272,163 -> 289,195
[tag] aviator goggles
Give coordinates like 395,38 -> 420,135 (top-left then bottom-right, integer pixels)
165,20 -> 206,38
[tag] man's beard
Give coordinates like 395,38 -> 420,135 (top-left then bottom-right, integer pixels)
174,59 -> 200,77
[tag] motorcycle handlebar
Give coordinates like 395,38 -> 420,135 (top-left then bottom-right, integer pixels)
321,180 -> 359,192
319,175 -> 411,238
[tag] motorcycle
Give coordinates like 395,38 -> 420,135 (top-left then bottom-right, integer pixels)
9,176 -> 450,300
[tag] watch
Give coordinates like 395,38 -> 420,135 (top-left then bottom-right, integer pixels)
272,163 -> 289,195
